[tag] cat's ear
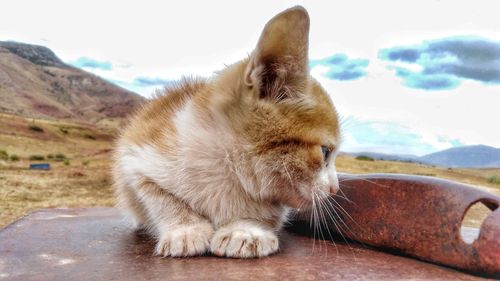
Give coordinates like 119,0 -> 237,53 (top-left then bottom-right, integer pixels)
245,6 -> 310,101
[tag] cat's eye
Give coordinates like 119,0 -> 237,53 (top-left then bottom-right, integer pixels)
321,146 -> 331,166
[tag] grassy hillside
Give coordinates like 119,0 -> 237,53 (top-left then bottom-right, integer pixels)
0,41 -> 144,124
1,113 -> 499,228
0,113 -> 115,226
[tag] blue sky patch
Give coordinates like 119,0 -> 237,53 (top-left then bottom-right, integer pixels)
391,66 -> 460,90
107,76 -> 174,95
343,120 -> 464,156
310,53 -> 369,81
69,57 -> 113,71
133,76 -> 173,87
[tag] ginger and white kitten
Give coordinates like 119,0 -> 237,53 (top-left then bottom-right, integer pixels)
113,6 -> 340,258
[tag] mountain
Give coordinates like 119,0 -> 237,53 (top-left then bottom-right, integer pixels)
347,145 -> 500,168
419,145 -> 500,168
0,41 -> 144,125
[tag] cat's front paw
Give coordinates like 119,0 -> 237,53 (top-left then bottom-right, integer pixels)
210,221 -> 279,258
155,222 -> 214,257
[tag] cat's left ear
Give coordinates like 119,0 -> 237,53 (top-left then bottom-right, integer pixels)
245,6 -> 309,101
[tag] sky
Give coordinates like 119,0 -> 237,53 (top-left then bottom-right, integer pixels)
1,0 -> 499,156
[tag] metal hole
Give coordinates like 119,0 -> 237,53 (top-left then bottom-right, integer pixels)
460,200 -> 498,244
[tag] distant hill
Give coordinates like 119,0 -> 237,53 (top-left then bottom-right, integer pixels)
348,145 -> 500,168
349,152 -> 419,163
419,145 -> 500,168
0,41 -> 144,125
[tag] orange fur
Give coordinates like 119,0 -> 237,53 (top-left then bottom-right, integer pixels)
113,6 -> 340,258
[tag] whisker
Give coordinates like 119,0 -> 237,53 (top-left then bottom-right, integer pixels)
322,202 -> 355,259
338,176 -> 391,189
319,193 -> 359,261
316,193 -> 339,257
313,193 -> 327,254
336,185 -> 354,204
315,193 -> 330,257
326,197 -> 368,254
333,193 -> 352,202
327,196 -> 364,232
325,197 -> 358,240
311,192 -> 317,254
281,161 -> 293,186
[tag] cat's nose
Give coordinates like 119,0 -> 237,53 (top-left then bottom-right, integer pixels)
329,184 -> 339,195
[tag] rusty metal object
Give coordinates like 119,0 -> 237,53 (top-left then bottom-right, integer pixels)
0,208 -> 489,280
292,173 -> 500,275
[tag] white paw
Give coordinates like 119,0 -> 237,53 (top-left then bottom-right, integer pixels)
155,222 -> 214,257
210,222 -> 279,258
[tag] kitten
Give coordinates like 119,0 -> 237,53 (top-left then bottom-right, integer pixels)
113,6 -> 340,258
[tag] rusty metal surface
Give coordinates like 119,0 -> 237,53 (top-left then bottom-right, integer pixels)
0,208 -> 490,281
294,173 -> 500,275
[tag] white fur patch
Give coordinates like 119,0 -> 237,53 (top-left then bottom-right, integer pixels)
116,144 -> 170,187
155,222 -> 214,257
330,168 -> 339,190
210,220 -> 279,258
173,100 -> 195,135
319,168 -> 329,186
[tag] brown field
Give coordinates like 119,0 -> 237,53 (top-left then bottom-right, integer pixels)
0,113 -> 116,227
336,155 -> 500,196
1,113 -> 499,229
